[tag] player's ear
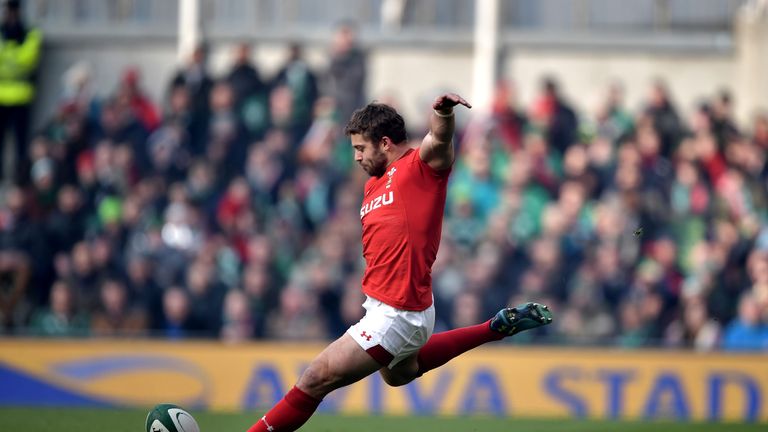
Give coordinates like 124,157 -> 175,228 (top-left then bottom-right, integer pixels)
381,137 -> 392,151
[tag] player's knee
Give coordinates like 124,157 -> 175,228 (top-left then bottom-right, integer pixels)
381,370 -> 418,387
297,358 -> 339,397
382,375 -> 409,387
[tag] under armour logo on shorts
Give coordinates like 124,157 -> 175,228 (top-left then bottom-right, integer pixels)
360,331 -> 372,341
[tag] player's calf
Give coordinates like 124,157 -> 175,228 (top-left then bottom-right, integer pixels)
490,302 -> 553,336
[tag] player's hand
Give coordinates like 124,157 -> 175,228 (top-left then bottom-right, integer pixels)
433,93 -> 472,112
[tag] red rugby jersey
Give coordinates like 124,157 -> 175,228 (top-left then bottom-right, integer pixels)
359,148 -> 450,311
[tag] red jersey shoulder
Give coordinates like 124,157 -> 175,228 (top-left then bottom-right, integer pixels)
404,146 -> 452,179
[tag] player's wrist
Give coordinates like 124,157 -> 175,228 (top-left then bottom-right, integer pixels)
433,108 -> 454,118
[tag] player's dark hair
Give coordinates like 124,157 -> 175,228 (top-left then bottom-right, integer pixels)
344,103 -> 407,145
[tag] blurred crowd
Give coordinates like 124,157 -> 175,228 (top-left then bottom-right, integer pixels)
443,79 -> 768,351
1,26 -> 767,351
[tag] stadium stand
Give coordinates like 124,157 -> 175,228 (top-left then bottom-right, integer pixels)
1,0 -> 767,353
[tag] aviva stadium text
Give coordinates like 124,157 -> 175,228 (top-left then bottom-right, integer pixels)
0,340 -> 765,422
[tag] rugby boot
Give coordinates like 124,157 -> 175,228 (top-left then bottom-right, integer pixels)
490,302 -> 553,336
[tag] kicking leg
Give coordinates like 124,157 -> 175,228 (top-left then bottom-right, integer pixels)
248,333 -> 381,432
388,302 -> 553,383
379,318 -> 502,387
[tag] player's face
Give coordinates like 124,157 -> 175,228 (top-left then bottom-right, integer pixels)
351,134 -> 388,177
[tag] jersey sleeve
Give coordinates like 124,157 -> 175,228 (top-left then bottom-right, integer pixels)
412,146 -> 452,181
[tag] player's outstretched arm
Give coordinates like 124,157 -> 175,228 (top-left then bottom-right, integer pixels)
419,93 -> 471,171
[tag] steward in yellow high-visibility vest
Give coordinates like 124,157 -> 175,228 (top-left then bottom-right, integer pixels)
0,0 -> 41,183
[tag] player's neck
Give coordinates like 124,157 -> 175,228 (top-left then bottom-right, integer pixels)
385,144 -> 410,168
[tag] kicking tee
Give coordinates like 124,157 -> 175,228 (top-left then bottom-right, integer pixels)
359,148 -> 450,311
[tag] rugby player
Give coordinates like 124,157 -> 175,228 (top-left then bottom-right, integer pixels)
248,93 -> 553,432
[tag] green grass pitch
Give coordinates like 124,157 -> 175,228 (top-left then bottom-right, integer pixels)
0,407 -> 763,432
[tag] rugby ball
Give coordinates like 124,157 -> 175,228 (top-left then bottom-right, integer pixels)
145,403 -> 201,432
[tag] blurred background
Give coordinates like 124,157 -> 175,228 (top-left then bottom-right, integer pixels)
0,0 -> 768,423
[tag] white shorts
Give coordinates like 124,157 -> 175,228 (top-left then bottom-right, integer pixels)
347,295 -> 435,369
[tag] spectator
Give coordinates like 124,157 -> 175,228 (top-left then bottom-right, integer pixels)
557,270 -> 615,344
160,182 -> 203,255
117,67 -> 161,132
242,262 -> 277,338
207,81 -> 248,176
593,242 -> 630,307
90,278 -> 147,337
490,80 -> 527,152
68,241 -> 96,307
185,159 -> 218,214
752,112 -> 768,150
0,249 -> 30,331
450,291 -> 484,330
96,98 -> 150,175
746,250 -> 768,314
160,286 -> 193,339
185,258 -> 225,336
648,236 -> 684,306
448,141 -> 502,224
327,21 -> 367,124
562,143 -> 597,197
217,176 -> 252,242
297,97 -> 341,172
0,186 -> 48,307
60,61 -> 100,125
273,43 -> 320,140
664,294 -> 720,351
163,83 -> 207,156
0,0 -> 42,183
226,42 -> 266,110
339,274 -> 365,329
593,81 -> 633,145
45,185 -> 86,255
721,292 -> 768,351
644,79 -> 683,157
28,280 -> 89,337
125,254 -> 163,330
530,76 -> 578,155
265,283 -> 327,340
220,289 -> 252,343
168,43 -> 213,138
29,156 -> 57,217
525,130 -> 562,196
617,300 -> 652,348
614,257 -> 665,341
669,160 -> 709,219
146,119 -> 190,181
710,89 -> 739,149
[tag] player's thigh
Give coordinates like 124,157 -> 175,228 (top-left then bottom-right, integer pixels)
297,332 -> 382,398
379,352 -> 420,387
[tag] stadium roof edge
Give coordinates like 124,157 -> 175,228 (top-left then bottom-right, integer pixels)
39,27 -> 733,55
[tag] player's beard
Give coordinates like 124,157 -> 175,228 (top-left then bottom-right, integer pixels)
363,146 -> 388,177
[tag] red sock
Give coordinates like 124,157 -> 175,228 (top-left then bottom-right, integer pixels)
417,320 -> 503,374
247,386 -> 321,432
